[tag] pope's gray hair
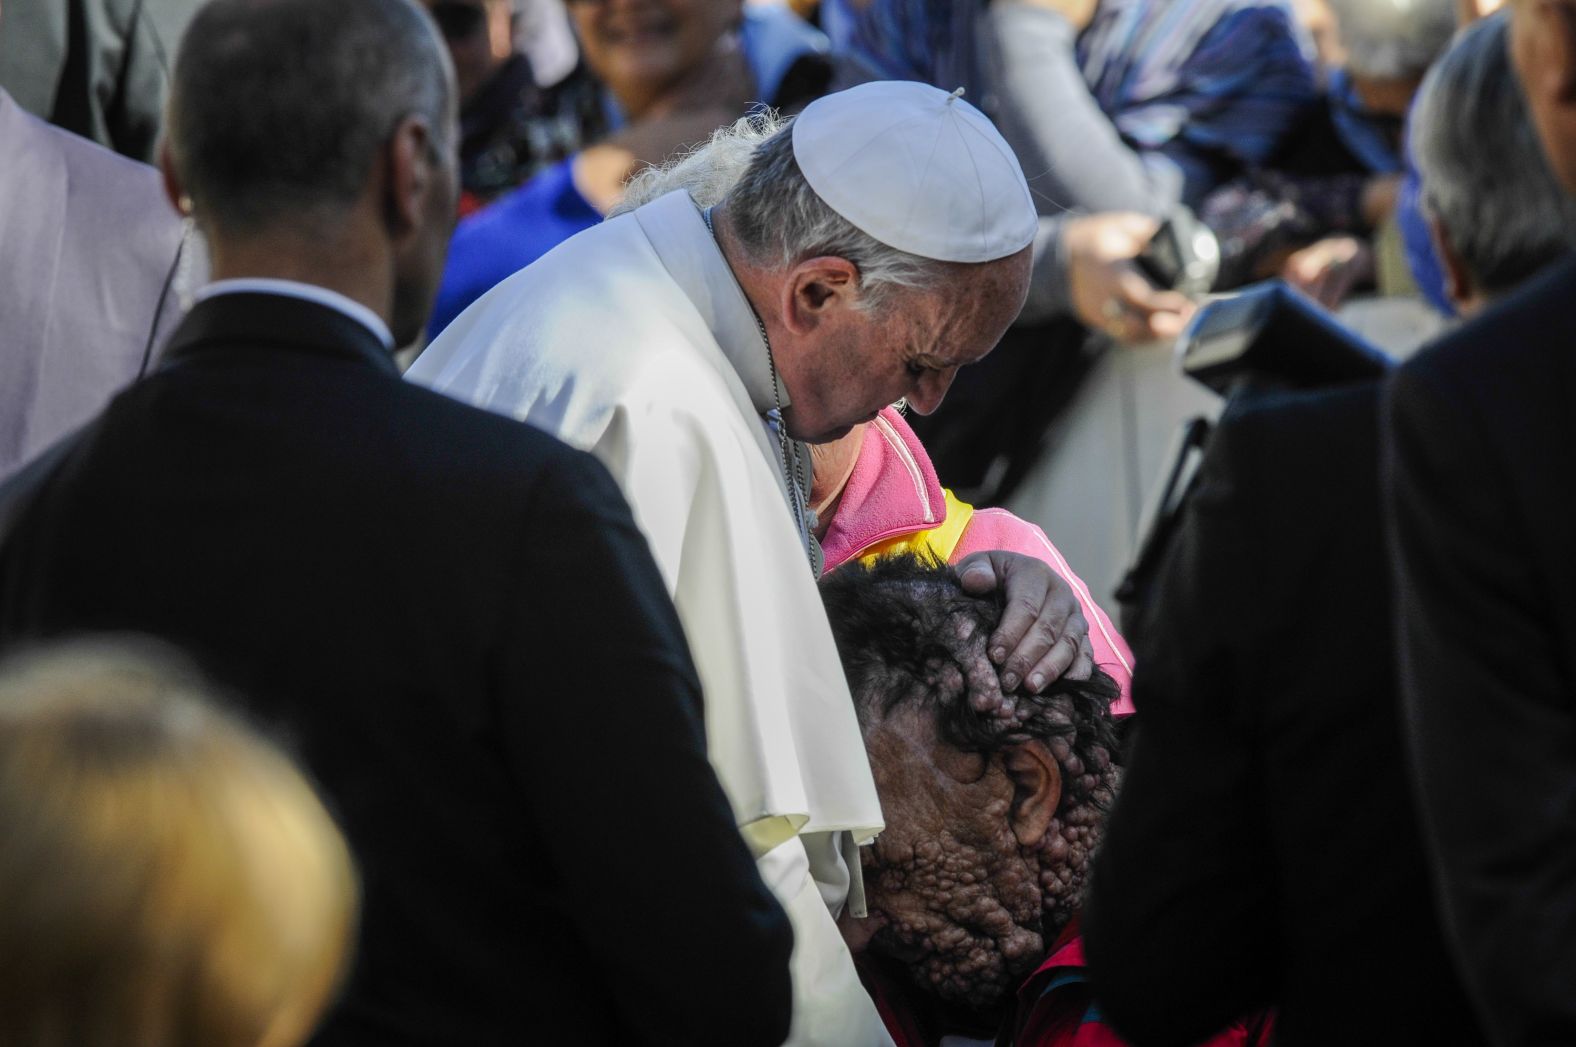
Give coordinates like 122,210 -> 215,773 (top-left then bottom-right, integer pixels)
1412,11 -> 1576,299
1327,0 -> 1456,80
616,112 -> 950,310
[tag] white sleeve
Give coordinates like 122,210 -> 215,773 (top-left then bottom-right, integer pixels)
758,834 -> 896,1047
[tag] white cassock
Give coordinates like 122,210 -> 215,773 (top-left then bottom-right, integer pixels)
407,189 -> 893,1047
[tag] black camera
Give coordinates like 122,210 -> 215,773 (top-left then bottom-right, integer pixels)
1137,207 -> 1221,297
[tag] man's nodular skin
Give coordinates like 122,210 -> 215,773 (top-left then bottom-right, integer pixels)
824,561 -> 1120,1014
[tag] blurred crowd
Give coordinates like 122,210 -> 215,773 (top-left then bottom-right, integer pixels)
2,0 -> 1575,1045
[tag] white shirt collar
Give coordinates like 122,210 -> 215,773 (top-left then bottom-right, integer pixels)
195,278 -> 395,350
632,191 -> 787,415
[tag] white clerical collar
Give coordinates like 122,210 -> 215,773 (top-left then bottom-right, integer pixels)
632,190 -> 786,416
196,278 -> 395,351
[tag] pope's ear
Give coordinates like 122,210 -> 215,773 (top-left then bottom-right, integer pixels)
1002,740 -> 1061,849
1428,214 -> 1474,312
781,255 -> 861,333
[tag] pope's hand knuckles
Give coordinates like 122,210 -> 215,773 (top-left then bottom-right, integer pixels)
1003,631 -> 1055,670
1029,615 -> 1069,645
1033,604 -> 1078,636
1005,630 -> 1060,676
1040,655 -> 1077,687
957,562 -> 998,592
1005,591 -> 1051,620
1041,646 -> 1077,678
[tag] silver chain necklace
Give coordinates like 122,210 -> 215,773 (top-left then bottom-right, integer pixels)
703,207 -> 816,555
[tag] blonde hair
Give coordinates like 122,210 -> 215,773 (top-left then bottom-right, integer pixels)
0,640 -> 359,1047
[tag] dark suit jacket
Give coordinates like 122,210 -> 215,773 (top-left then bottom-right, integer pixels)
0,292 -> 793,1047
1384,257 -> 1576,1045
1082,383 -> 1485,1046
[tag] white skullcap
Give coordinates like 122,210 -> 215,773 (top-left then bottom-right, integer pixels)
790,80 -> 1037,264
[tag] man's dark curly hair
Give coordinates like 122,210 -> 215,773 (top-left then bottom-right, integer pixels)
820,553 -> 1121,802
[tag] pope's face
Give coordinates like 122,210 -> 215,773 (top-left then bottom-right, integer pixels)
780,248 -> 1031,445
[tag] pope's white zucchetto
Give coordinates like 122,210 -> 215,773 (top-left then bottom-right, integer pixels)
790,80 -> 1038,265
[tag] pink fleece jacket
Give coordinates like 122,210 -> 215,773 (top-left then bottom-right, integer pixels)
820,408 -> 1135,714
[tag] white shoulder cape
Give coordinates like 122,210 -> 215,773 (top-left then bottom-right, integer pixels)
407,191 -> 885,858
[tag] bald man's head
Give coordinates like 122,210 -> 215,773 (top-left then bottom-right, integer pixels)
167,0 -> 456,236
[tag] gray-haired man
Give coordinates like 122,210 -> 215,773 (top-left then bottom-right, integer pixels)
1385,0 -> 1576,1039
1411,9 -> 1576,317
408,84 -> 1102,1045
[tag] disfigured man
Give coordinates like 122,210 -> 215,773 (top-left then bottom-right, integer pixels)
819,555 -> 1269,1046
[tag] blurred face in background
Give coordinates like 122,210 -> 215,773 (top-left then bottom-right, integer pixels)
426,0 -> 515,105
1294,0 -> 1347,69
567,0 -> 745,117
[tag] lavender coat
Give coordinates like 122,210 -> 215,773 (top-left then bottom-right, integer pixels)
0,89 -> 184,479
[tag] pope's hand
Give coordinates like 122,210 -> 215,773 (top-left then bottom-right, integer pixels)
956,550 -> 1094,698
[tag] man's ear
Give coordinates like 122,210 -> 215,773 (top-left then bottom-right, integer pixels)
1551,0 -> 1576,103
382,115 -> 437,240
158,140 -> 187,217
780,256 -> 861,335
1428,214 -> 1475,313
1002,740 -> 1061,850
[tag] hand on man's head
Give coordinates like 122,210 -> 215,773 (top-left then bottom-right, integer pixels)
956,550 -> 1094,699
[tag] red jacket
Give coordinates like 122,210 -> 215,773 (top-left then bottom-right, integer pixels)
1009,928 -> 1274,1046
863,925 -> 1274,1047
